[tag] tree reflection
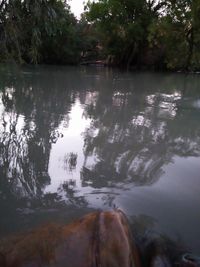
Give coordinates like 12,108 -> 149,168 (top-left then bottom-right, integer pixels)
0,66 -> 200,209
58,180 -> 88,207
0,67 -> 75,203
63,153 -> 78,172
81,76 -> 200,189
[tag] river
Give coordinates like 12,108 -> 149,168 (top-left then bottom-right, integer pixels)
0,64 -> 200,254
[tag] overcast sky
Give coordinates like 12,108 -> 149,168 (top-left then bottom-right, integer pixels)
69,0 -> 85,18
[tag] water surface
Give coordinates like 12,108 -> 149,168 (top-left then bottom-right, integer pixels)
0,65 -> 200,254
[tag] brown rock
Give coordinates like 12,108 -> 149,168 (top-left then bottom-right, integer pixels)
0,210 -> 141,267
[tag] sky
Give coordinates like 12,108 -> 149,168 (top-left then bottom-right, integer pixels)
69,0 -> 85,18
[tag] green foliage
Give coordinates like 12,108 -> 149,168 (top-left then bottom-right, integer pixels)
85,0 -> 200,70
0,0 -> 83,64
1,0 -> 200,70
84,0 -> 166,68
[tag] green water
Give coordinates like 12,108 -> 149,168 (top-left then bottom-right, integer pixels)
0,65 -> 200,254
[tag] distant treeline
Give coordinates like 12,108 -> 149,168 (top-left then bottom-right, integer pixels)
0,0 -> 200,71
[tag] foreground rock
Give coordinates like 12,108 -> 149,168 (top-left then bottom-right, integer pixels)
0,210 -> 141,267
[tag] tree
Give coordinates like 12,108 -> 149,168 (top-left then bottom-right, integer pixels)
148,0 -> 200,70
0,0 -> 23,62
0,0 -> 83,64
84,0 -> 167,68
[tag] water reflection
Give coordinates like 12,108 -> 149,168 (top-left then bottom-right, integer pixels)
0,75 -> 70,200
82,88 -> 200,191
0,65 -> 200,252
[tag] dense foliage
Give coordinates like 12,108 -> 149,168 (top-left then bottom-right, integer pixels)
85,0 -> 200,70
0,0 -> 84,64
1,0 -> 200,70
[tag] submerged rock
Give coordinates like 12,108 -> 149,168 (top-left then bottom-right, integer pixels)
0,210 -> 141,267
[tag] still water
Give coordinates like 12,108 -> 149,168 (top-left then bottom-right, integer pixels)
0,65 -> 200,254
